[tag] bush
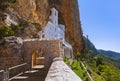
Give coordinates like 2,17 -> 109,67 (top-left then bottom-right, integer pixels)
8,0 -> 17,3
0,25 -> 14,39
83,76 -> 89,81
64,58 -> 70,65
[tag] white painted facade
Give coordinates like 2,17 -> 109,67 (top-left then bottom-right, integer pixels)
37,7 -> 73,59
49,8 -> 58,25
44,8 -> 65,41
38,7 -> 72,55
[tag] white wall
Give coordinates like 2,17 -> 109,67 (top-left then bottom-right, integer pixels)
58,24 -> 65,40
45,8 -> 65,40
44,22 -> 65,40
45,22 -> 58,39
49,8 -> 58,25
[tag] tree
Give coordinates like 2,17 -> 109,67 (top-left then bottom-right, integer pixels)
95,54 -> 103,67
75,51 -> 81,61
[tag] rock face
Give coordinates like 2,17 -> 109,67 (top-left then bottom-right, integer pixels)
51,0 -> 85,53
0,0 -> 84,53
0,36 -> 24,69
12,0 -> 84,53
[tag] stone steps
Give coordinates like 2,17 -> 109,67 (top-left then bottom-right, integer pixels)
36,57 -> 44,65
11,68 -> 47,81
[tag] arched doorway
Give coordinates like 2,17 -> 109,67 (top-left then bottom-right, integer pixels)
32,49 -> 37,68
32,48 -> 45,69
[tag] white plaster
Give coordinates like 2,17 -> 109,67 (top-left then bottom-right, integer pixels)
44,21 -> 65,41
49,8 -> 58,25
44,8 -> 65,41
44,7 -> 72,51
44,8 -> 65,40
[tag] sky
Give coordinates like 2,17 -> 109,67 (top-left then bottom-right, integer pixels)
78,0 -> 120,52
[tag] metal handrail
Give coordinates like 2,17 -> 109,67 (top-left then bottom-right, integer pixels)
9,63 -> 27,70
0,63 -> 27,81
0,70 -> 4,73
9,63 -> 27,81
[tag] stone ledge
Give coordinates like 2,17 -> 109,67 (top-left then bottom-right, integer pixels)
53,57 -> 63,62
45,58 -> 82,81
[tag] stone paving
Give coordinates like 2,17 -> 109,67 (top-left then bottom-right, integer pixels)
11,67 -> 47,81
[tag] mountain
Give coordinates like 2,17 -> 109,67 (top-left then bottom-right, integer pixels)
83,36 -> 120,62
83,36 -> 98,55
98,50 -> 120,62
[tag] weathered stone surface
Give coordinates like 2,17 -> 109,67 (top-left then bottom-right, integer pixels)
52,0 -> 85,53
13,0 -> 50,27
45,58 -> 82,81
13,22 -> 41,39
0,0 -> 85,53
11,0 -> 84,53
4,8 -> 20,26
23,39 -> 62,70
0,36 -> 24,69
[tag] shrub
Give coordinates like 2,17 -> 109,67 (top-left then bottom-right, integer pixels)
8,0 -> 17,3
0,25 -> 14,39
64,58 -> 70,65
83,76 -> 89,81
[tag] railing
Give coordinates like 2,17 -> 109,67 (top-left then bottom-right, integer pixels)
0,63 -> 27,81
0,70 -> 4,81
81,61 -> 94,81
9,63 -> 27,70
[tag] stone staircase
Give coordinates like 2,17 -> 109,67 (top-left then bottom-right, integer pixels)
32,57 -> 45,69
10,57 -> 47,81
36,57 -> 44,65
11,68 -> 47,81
9,57 -> 83,81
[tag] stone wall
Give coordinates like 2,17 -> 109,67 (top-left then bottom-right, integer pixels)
0,36 -> 24,69
45,57 -> 82,81
0,36 -> 72,75
23,39 -> 62,70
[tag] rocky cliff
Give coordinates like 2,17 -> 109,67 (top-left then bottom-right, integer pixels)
0,0 -> 84,54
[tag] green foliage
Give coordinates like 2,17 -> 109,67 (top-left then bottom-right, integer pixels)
0,25 -> 14,39
71,60 -> 89,81
98,63 -> 120,81
8,0 -> 17,3
75,51 -> 81,61
83,76 -> 89,81
64,57 -> 71,65
83,49 -> 120,81
0,0 -> 17,10
95,54 -> 103,66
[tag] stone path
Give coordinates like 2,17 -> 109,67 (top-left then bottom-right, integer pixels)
11,66 -> 47,81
